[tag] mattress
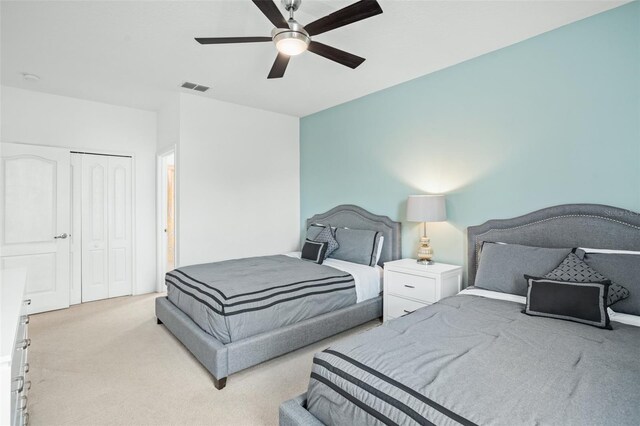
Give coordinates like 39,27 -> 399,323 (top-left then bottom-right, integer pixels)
306,293 -> 640,426
166,254 -> 379,344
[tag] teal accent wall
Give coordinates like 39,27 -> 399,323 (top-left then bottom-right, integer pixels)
300,2 -> 640,281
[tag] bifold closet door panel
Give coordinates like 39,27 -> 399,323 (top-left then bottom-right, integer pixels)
108,157 -> 132,298
81,155 -> 109,302
70,154 -> 82,305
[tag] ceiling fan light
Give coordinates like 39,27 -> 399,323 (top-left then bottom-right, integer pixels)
273,31 -> 310,56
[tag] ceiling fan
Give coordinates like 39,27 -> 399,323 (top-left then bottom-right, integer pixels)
195,0 -> 383,79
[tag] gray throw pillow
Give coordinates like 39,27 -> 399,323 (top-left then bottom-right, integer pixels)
576,250 -> 640,316
330,228 -> 382,267
474,242 -> 572,296
313,225 -> 339,259
306,224 -> 324,240
544,252 -> 629,307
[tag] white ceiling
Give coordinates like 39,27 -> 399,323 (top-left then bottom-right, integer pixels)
1,1 -> 626,117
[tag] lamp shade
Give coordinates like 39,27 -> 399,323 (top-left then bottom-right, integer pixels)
406,195 -> 447,222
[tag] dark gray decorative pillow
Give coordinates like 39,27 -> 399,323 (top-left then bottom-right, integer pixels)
301,240 -> 328,264
545,252 -> 629,307
313,225 -> 339,258
524,275 -> 612,330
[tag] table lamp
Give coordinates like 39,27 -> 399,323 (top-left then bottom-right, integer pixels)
406,195 -> 447,264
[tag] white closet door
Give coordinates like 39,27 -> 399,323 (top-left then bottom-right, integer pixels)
69,154 -> 82,305
81,155 -> 109,302
107,157 -> 132,298
0,143 -> 71,314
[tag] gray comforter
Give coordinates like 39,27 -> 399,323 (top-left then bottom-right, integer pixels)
166,255 -> 356,344
307,294 -> 640,426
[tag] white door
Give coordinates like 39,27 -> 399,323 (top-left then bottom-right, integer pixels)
81,154 -> 132,302
81,155 -> 109,302
0,143 -> 71,314
107,156 -> 132,298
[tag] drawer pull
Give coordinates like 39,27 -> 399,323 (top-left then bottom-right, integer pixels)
21,316 -> 30,325
403,285 -> 415,289
12,376 -> 24,393
403,309 -> 414,314
24,299 -> 32,306
18,338 -> 31,350
23,412 -> 29,426
20,395 -> 27,410
24,363 -> 30,374
25,380 -> 32,392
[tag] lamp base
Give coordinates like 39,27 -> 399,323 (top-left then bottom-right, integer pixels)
416,235 -> 434,265
416,259 -> 435,265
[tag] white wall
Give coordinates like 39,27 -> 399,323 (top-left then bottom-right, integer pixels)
0,87 -> 301,292
1,86 -> 158,295
178,93 -> 299,266
157,92 -> 180,153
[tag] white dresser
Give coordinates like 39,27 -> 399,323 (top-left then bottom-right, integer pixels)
1,269 -> 30,426
383,259 -> 462,322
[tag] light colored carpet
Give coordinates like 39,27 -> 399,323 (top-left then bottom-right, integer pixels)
28,294 -> 379,426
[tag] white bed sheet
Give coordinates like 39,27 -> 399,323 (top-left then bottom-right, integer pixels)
285,252 -> 382,303
458,287 -> 640,327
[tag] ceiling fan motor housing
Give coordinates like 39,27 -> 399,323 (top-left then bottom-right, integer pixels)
281,0 -> 301,12
271,20 -> 310,56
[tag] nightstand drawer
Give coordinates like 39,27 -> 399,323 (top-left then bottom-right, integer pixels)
386,295 -> 429,319
387,271 -> 436,302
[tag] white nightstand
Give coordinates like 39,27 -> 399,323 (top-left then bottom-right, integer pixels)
383,259 -> 462,322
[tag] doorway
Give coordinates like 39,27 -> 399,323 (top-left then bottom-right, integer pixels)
157,148 -> 177,291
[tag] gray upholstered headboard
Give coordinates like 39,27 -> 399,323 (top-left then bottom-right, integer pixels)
307,204 -> 402,266
467,204 -> 640,286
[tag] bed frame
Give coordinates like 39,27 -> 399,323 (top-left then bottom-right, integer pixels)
155,204 -> 401,390
278,203 -> 640,425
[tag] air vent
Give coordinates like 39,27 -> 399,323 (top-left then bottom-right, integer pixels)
180,81 -> 210,92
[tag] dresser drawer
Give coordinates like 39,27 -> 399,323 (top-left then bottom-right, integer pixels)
386,295 -> 429,319
387,271 -> 436,303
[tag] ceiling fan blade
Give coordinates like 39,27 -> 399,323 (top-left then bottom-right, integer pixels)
252,0 -> 290,29
307,41 -> 365,69
304,0 -> 383,36
267,53 -> 290,79
195,36 -> 272,44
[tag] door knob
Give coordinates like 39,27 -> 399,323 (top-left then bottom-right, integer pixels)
54,233 -> 68,239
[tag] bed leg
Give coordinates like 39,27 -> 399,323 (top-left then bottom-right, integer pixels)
156,318 -> 163,325
214,377 -> 227,390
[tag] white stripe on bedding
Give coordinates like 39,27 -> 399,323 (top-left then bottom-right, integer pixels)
458,288 -> 640,327
608,309 -> 640,327
578,247 -> 640,255
458,288 -> 526,304
285,252 -> 382,303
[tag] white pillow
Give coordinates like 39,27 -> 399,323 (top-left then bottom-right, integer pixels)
374,236 -> 384,265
